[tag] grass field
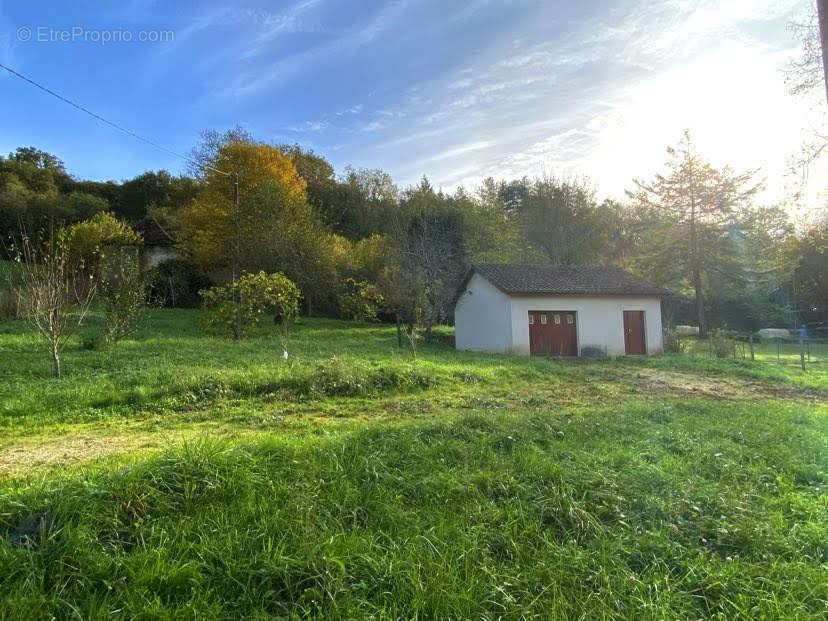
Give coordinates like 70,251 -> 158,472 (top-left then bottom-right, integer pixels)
1,310 -> 826,618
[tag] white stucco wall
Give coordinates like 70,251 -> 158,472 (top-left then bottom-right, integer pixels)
508,295 -> 663,355
454,273 -> 513,353
141,246 -> 178,272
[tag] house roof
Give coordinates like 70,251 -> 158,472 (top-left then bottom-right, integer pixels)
134,217 -> 175,247
456,263 -> 667,301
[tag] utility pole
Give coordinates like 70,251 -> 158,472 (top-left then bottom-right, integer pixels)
231,173 -> 242,340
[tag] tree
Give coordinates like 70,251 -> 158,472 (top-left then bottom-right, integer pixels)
200,271 -> 300,338
785,9 -> 828,198
390,178 -> 467,341
99,245 -> 147,344
0,148 -> 70,255
117,170 -> 198,223
179,136 -> 338,315
319,167 -> 398,240
186,126 -> 254,179
515,175 -> 609,265
627,131 -> 763,336
61,192 -> 108,221
179,139 -> 307,270
786,218 -> 828,324
15,231 -> 96,377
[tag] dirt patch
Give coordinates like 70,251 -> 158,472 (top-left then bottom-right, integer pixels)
0,424 -> 265,478
626,369 -> 828,402
0,432 -> 181,477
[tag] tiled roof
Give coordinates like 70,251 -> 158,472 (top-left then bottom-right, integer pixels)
464,263 -> 667,297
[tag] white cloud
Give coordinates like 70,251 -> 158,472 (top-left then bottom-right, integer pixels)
365,0 -> 823,211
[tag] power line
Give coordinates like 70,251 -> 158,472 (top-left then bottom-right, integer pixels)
0,62 -> 231,177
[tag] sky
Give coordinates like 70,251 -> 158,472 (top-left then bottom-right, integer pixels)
0,0 -> 824,212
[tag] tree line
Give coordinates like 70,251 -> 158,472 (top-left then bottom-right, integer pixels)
1,127 -> 826,339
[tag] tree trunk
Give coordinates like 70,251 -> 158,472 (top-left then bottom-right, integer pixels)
396,312 -> 402,348
692,265 -> 707,338
686,149 -> 706,338
50,342 -> 61,378
423,304 -> 434,343
818,0 -> 828,106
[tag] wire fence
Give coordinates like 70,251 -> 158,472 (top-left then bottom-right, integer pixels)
672,332 -> 828,369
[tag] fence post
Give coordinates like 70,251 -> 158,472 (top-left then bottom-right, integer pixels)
749,334 -> 754,361
777,340 -> 781,364
800,335 -> 806,371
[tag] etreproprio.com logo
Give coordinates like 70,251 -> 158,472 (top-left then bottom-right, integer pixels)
17,26 -> 174,45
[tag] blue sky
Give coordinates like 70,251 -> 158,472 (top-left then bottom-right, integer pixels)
0,0 -> 821,206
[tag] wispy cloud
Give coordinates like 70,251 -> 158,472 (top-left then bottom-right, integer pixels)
336,103 -> 364,116
286,119 -> 329,133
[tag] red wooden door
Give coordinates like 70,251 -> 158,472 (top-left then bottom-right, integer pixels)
623,311 -> 646,355
529,311 -> 577,355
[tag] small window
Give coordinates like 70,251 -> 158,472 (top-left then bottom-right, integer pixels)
528,314 -> 534,325
566,314 -> 574,325
554,314 -> 561,325
540,314 -> 547,324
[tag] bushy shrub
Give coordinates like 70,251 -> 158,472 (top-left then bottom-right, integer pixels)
709,328 -> 733,358
338,277 -> 384,322
200,271 -> 300,338
663,329 -> 688,353
147,258 -> 209,308
59,212 -> 142,281
99,247 -> 147,344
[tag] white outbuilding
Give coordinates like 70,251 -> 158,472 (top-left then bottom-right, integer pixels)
453,263 -> 666,356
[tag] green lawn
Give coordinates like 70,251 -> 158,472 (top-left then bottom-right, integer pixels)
0,310 -> 826,619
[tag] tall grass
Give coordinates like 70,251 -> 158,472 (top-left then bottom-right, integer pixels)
1,400 -> 826,618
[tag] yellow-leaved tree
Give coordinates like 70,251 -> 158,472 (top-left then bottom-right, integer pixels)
179,137 -> 338,313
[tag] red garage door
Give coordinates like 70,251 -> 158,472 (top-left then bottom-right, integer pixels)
529,311 -> 577,356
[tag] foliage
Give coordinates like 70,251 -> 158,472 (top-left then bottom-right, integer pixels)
0,148 -> 71,257
117,170 -> 198,223
147,258 -> 210,308
338,277 -> 384,322
783,9 -> 828,185
200,271 -> 300,338
178,137 -> 338,314
1,134 -> 822,333
390,178 -> 468,341
99,247 -> 147,344
512,174 -> 614,264
785,219 -> 828,324
626,130 -> 765,336
709,328 -> 733,358
59,212 -> 142,278
663,329 -> 688,353
178,140 -> 307,270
